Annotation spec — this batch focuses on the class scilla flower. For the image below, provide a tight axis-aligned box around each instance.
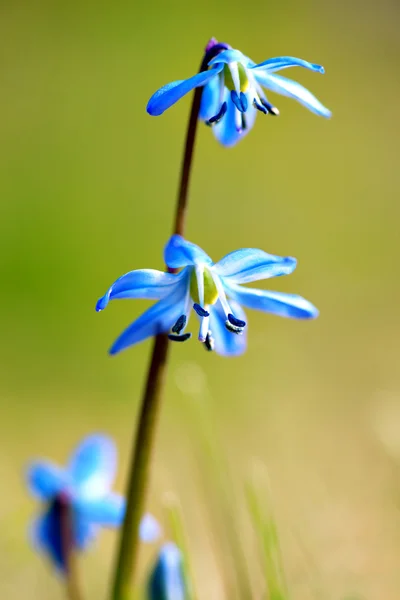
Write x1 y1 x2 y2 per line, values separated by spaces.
26 434 158 570
147 43 331 146
148 543 187 600
96 235 318 357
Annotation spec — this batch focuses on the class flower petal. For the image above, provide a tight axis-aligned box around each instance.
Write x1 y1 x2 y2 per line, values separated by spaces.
30 508 65 571
209 300 247 356
225 281 319 319
74 515 99 550
26 461 67 500
251 56 325 74
214 248 296 283
199 76 221 122
148 542 186 600
140 513 162 543
164 235 213 269
212 92 257 147
77 493 125 527
147 66 223 116
110 275 189 354
208 48 249 67
68 434 117 500
254 72 331 118
96 269 184 312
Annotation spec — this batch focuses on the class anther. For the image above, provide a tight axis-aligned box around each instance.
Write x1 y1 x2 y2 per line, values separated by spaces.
240 92 248 112
260 98 279 116
231 90 246 113
253 99 268 114
207 102 227 125
228 313 246 328
204 331 215 352
171 314 187 334
193 303 209 318
225 321 244 334
168 333 192 342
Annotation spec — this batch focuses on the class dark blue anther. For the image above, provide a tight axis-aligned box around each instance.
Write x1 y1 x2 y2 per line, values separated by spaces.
193 303 209 317
168 333 192 342
204 331 215 352
228 313 246 328
208 101 227 125
231 90 245 113
253 99 268 114
240 92 248 112
172 314 186 334
260 98 280 116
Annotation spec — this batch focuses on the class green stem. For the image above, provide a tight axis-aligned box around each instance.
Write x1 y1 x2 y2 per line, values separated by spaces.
110 39 228 600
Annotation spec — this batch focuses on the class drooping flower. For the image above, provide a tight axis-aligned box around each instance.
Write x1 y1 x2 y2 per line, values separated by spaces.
26 434 158 570
96 235 318 357
147 42 331 147
148 542 187 600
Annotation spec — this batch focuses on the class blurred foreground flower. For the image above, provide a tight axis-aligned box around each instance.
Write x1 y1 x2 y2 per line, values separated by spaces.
26 434 158 570
148 543 187 600
147 44 331 146
96 234 318 357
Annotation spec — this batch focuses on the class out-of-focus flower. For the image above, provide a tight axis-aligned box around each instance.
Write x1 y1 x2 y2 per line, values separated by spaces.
96 234 318 357
147 44 331 146
26 434 157 570
148 543 187 600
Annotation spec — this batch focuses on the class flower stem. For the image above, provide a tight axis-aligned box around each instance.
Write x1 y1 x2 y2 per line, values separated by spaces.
110 39 227 600
58 495 83 600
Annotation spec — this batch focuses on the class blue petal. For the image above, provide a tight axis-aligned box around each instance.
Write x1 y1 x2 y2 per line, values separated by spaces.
208 48 248 66
254 72 331 118
30 507 65 571
26 461 67 500
68 434 117 500
212 91 257 147
209 300 247 357
147 66 223 116
96 269 182 312
251 56 325 74
199 76 221 122
214 248 296 283
164 235 212 269
74 514 99 550
110 275 189 354
140 513 162 543
148 542 186 600
77 493 125 526
225 281 319 319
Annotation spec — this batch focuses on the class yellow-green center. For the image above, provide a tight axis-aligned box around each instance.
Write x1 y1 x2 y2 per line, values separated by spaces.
223 63 249 92
190 268 219 306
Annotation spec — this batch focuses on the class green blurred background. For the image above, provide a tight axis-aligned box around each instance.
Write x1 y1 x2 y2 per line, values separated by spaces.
1 0 400 598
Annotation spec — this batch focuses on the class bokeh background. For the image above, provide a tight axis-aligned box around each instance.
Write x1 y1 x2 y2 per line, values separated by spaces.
1 0 400 598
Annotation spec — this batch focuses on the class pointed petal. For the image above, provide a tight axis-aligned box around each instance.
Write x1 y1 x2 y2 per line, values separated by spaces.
254 72 331 118
164 235 212 269
96 269 184 312
77 493 125 527
73 515 99 550
140 513 162 543
148 542 186 600
110 276 189 354
251 56 325 74
68 434 117 500
147 66 223 116
212 92 257 147
225 281 319 319
208 48 248 66
209 300 247 356
214 249 296 283
26 461 67 500
30 508 65 571
199 76 221 121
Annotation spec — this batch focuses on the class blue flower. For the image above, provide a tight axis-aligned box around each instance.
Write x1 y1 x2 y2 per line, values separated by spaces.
26 434 157 570
96 235 318 357
148 543 187 600
147 45 331 146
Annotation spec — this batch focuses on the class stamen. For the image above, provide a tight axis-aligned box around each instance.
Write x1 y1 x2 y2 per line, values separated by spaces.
225 321 244 335
193 303 209 317
168 333 192 342
240 92 248 112
171 314 187 334
228 313 246 328
260 98 280 116
204 331 215 352
231 90 246 113
253 99 268 114
207 102 227 125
